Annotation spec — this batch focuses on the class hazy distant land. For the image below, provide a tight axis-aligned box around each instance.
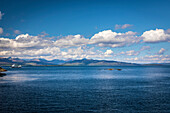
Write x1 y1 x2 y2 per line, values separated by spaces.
0 57 169 67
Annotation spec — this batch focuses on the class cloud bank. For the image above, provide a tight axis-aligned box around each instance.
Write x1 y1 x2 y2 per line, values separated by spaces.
0 28 169 63
125 55 170 64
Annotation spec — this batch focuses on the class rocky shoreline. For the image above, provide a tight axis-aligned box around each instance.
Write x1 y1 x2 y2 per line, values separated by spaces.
0 67 7 77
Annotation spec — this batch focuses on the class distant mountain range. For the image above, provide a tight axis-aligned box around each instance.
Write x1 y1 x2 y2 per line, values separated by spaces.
0 57 66 66
0 57 169 66
62 58 138 66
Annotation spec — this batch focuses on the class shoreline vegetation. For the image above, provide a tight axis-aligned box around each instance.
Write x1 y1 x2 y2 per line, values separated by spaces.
0 67 7 77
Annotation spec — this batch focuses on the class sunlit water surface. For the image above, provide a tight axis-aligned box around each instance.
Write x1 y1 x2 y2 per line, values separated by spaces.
0 66 170 113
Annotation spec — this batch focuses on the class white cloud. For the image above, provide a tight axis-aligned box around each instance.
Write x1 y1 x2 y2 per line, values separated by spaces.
104 49 113 57
0 46 61 59
142 29 170 43
119 50 140 56
0 11 4 20
115 24 133 29
54 34 89 47
90 30 140 48
105 49 113 55
0 29 169 61
23 47 61 56
0 34 90 59
158 48 166 55
0 34 105 60
0 27 3 34
61 47 107 60
0 34 52 48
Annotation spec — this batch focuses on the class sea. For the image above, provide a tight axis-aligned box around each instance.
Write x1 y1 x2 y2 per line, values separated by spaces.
0 66 170 113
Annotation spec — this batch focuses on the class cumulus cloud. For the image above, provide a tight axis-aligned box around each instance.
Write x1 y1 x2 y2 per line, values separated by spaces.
115 24 133 30
0 43 111 60
0 33 89 57
105 49 113 55
158 48 166 55
21 47 61 56
54 34 89 48
0 33 103 60
0 11 4 20
90 30 140 48
0 29 169 61
0 47 61 59
0 34 52 49
60 46 109 60
0 27 3 34
104 49 113 57
142 29 170 43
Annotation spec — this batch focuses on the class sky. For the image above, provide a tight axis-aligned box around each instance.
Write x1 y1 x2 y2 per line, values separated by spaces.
0 0 170 63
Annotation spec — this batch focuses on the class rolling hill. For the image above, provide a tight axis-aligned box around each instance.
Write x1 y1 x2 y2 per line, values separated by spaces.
62 58 139 66
2 57 168 66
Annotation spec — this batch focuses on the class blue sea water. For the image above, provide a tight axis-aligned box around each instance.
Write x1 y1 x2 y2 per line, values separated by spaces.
0 66 170 113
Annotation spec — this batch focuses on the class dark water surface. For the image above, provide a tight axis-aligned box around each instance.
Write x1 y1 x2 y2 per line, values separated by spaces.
0 66 170 113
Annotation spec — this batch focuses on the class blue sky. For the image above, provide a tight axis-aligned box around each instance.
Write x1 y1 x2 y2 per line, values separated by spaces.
0 0 170 63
